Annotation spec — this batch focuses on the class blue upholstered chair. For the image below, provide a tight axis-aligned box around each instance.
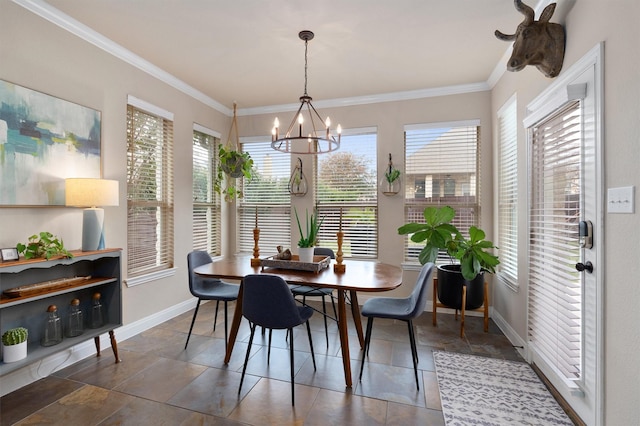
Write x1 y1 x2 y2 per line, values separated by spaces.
238 274 316 406
358 262 435 390
290 247 337 345
185 251 239 351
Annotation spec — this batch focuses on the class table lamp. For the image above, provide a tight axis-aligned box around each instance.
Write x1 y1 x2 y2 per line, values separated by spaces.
65 178 119 251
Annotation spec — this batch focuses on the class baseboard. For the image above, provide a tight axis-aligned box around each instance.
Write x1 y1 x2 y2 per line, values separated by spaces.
490 309 528 359
0 298 198 397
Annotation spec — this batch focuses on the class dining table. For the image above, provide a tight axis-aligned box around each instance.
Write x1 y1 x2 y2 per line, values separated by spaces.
194 254 403 387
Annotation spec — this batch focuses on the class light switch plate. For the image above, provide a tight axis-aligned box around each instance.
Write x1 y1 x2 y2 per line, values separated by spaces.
607 186 635 213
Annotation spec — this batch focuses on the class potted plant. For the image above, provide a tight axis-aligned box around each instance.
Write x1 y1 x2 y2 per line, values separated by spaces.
294 207 324 263
380 153 401 195
397 205 499 310
16 232 73 260
214 144 254 202
2 327 28 363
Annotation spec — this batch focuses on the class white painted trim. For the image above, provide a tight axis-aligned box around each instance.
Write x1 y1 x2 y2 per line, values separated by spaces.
127 95 174 121
404 119 481 131
124 267 177 287
0 298 198 397
193 123 221 139
491 308 527 359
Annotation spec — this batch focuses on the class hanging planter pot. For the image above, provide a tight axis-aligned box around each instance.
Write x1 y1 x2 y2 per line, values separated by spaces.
380 153 401 196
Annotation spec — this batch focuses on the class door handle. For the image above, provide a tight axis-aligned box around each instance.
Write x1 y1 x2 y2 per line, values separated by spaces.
575 261 593 274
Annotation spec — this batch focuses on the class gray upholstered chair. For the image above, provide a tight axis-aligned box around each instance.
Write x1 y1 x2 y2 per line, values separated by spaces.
185 251 239 351
358 262 435 390
290 247 337 345
238 274 316 405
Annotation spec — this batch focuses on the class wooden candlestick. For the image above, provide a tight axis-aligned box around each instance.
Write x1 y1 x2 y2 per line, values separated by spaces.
334 230 346 273
251 227 261 266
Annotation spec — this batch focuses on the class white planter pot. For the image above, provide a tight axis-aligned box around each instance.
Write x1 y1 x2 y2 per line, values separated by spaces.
298 247 315 263
2 341 27 363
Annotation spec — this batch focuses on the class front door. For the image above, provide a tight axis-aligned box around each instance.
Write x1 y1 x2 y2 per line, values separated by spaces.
525 44 603 425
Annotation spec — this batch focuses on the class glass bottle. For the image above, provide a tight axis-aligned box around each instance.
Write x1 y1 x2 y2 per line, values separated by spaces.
41 304 63 346
66 298 84 337
90 292 104 329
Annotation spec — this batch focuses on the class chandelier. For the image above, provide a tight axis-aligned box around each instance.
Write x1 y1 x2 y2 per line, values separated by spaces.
271 30 341 154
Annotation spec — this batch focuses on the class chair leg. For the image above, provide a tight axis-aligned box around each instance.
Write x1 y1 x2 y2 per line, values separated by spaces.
238 323 257 395
358 316 374 382
268 329 273 364
224 301 229 352
321 294 329 346
407 319 420 390
330 292 338 318
289 327 295 406
185 299 201 349
213 300 220 331
306 320 316 370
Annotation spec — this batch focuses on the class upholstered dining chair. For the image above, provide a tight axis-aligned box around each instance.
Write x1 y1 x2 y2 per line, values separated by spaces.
290 247 337 346
358 262 435 390
238 274 316 406
185 250 239 351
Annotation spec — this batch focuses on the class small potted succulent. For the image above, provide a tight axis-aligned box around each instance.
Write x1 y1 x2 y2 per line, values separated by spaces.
2 327 28 363
294 207 324 263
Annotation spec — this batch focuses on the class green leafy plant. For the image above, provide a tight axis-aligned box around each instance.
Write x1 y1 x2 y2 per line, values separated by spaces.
2 327 28 346
294 207 324 248
214 144 254 202
16 232 74 260
397 205 499 280
385 167 401 183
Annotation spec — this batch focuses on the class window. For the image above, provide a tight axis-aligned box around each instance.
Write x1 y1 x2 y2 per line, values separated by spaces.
193 126 221 256
126 98 174 279
403 121 480 262
315 129 377 258
497 96 518 287
238 138 291 253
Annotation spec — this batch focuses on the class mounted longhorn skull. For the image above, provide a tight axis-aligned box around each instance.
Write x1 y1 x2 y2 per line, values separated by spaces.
495 0 565 78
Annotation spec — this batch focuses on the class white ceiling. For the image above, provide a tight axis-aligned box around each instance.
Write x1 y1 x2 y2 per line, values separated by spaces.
30 0 543 114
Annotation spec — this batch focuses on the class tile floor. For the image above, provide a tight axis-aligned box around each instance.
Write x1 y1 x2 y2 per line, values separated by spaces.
1 300 523 425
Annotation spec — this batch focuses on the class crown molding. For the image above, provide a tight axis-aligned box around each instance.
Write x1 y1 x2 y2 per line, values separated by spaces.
15 0 498 118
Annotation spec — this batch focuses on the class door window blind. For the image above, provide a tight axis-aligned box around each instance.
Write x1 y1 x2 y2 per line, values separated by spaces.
528 100 582 381
193 130 221 256
238 140 291 254
403 122 480 262
126 104 174 277
315 131 377 258
497 98 518 287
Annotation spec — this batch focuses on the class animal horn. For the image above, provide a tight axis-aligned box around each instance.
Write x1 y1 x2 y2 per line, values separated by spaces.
514 0 534 25
494 30 515 41
538 2 557 23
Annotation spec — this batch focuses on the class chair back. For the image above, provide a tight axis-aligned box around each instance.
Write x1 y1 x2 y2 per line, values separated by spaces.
187 250 219 295
313 247 335 259
242 274 306 329
406 262 435 319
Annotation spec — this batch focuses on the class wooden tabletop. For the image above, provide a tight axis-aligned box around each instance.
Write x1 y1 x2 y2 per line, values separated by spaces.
194 254 403 292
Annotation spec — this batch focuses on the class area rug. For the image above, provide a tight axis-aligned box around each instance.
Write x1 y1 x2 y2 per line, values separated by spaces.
433 351 573 426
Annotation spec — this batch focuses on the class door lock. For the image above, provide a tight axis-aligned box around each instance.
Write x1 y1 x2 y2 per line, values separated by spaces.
575 261 593 274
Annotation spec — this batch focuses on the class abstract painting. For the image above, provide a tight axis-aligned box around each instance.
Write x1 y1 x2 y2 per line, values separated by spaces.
0 80 101 206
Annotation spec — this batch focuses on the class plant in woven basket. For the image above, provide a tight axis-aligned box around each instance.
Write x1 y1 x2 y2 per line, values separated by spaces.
16 232 74 260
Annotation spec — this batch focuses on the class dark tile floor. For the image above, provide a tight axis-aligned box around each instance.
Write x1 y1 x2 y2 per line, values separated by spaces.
1 300 523 425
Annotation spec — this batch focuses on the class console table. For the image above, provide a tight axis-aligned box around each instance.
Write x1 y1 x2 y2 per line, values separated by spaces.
0 249 122 376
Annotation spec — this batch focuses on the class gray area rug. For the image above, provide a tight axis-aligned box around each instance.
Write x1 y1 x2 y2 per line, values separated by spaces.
434 351 573 426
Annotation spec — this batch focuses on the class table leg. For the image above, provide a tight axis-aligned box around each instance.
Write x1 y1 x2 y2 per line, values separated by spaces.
349 290 365 347
337 289 353 387
224 280 244 364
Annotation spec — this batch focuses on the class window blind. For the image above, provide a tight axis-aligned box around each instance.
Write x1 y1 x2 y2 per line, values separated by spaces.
193 130 221 256
126 104 174 277
528 100 582 381
403 122 480 262
497 98 518 286
315 131 377 258
238 140 291 254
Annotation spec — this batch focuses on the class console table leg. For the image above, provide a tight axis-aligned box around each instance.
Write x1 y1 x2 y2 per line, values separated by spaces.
109 330 120 363
94 336 101 357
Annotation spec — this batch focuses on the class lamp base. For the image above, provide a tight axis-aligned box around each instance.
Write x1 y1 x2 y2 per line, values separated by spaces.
82 208 105 251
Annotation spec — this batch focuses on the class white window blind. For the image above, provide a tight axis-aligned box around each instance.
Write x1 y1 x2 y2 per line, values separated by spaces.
126 104 174 277
238 139 291 254
497 97 518 287
403 122 480 262
528 100 582 381
315 131 377 258
193 129 221 256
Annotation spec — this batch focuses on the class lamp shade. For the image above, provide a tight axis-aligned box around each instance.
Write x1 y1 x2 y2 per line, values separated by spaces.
65 178 119 207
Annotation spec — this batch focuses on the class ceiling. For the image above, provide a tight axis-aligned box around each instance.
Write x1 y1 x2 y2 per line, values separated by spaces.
32 0 538 114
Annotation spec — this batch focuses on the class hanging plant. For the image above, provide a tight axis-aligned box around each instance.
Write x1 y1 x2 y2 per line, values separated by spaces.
213 103 255 202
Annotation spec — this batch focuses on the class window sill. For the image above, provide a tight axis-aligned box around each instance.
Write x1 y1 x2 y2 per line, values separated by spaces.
125 267 177 287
